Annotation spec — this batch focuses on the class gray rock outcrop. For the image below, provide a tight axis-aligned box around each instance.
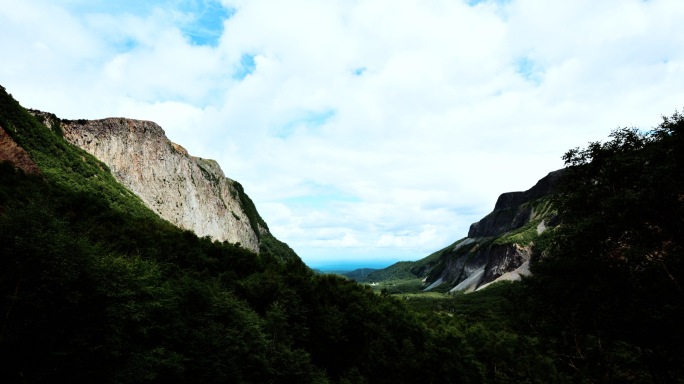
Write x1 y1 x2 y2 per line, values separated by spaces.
467 170 563 238
421 170 563 292
58 117 263 253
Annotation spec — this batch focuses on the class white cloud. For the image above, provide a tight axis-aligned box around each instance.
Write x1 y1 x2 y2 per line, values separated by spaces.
2 0 683 268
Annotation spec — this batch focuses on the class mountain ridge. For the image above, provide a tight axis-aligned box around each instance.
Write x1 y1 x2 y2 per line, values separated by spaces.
28 110 272 255
362 170 562 292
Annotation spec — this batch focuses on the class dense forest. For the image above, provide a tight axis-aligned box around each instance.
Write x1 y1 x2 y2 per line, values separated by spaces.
0 86 682 383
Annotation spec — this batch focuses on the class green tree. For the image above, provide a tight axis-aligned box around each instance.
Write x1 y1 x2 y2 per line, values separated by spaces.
527 111 684 382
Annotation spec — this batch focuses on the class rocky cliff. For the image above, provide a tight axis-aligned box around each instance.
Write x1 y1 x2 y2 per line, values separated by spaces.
415 170 563 292
467 170 563 238
0 125 41 175
31 112 266 253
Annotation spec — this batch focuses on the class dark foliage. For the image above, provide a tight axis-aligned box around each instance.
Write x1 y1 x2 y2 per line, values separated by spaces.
524 112 684 382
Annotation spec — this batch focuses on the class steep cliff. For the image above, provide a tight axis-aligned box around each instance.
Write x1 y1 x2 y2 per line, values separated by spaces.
30 112 267 254
364 170 561 293
416 170 562 292
467 170 563 238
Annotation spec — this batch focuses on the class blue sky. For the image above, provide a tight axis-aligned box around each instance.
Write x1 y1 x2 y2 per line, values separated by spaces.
61 0 234 47
2 0 684 269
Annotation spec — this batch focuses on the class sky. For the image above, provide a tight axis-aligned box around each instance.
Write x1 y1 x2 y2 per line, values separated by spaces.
1 0 683 270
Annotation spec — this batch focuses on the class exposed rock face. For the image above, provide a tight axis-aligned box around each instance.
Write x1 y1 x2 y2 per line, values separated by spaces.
421 170 563 292
468 170 564 238
58 117 263 253
0 125 41 175
483 243 532 283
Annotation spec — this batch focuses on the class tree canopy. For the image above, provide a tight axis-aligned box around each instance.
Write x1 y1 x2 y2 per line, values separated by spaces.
526 111 684 382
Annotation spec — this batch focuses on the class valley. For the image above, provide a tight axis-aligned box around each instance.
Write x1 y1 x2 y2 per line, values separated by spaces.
1 85 682 383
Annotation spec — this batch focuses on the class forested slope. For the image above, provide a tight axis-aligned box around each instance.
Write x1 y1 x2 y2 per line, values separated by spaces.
0 86 530 383
522 117 684 382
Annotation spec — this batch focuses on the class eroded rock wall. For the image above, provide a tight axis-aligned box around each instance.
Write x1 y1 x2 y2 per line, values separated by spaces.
468 170 563 238
0 125 41 175
423 170 562 292
59 117 262 253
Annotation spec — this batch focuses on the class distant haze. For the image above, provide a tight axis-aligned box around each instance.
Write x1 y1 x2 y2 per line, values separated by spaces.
314 261 398 272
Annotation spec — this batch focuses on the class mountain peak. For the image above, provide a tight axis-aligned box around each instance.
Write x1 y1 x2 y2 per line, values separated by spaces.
35 113 266 253
468 170 563 238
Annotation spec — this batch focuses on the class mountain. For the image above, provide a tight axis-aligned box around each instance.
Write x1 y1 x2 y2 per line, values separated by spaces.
2 84 682 382
28 110 274 256
1 84 467 383
340 268 378 281
367 170 563 292
26 109 298 262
